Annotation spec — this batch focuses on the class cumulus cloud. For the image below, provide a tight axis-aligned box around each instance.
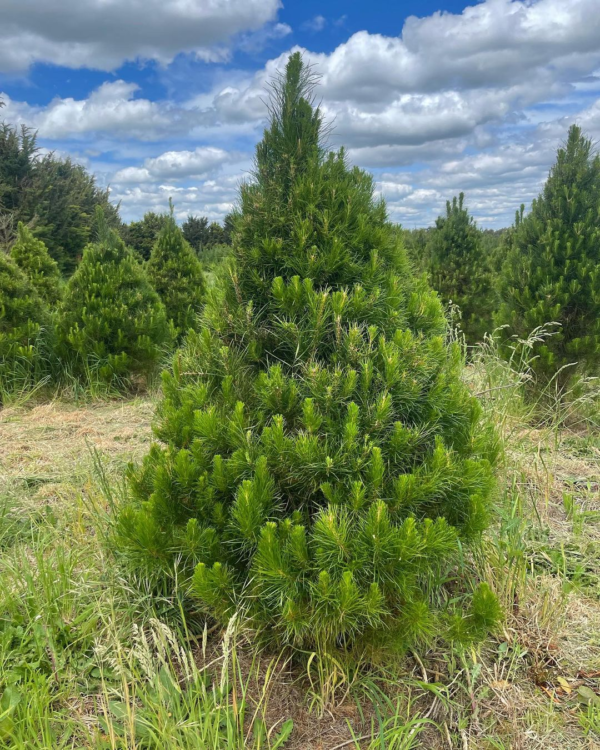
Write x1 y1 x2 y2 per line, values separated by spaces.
111 176 240 223
113 147 236 183
0 81 197 140
0 0 281 72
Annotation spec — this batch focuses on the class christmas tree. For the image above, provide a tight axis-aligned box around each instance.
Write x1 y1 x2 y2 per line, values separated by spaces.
118 54 499 655
0 251 49 395
11 222 62 305
496 125 600 388
427 193 493 346
58 209 172 383
147 205 206 337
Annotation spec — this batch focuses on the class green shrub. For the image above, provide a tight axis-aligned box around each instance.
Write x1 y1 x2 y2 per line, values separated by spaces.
0 252 50 397
10 222 62 305
147 208 206 337
118 54 500 656
496 125 600 389
58 210 172 384
427 193 493 345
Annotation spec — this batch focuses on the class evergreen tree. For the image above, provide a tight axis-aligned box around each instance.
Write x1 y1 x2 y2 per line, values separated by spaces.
58 210 172 383
147 206 206 336
427 193 493 345
0 252 49 395
118 54 499 655
11 222 62 305
122 212 169 261
496 125 600 387
182 215 209 253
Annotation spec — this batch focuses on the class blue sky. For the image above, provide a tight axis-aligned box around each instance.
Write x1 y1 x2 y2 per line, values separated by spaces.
1 0 599 228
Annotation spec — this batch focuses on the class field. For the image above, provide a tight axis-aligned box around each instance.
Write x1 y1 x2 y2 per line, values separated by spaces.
1 376 599 749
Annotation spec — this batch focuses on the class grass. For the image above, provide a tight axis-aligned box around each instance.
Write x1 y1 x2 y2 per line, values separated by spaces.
0 336 599 748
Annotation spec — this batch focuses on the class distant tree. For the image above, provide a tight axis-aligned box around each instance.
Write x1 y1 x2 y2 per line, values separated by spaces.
11 222 62 305
26 155 118 275
182 215 209 252
401 226 433 273
496 125 600 388
121 212 169 261
427 193 494 345
58 209 172 383
0 118 118 273
147 206 206 336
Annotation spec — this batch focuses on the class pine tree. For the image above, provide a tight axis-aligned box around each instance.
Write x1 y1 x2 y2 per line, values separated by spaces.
496 126 600 388
427 193 494 346
147 206 206 337
11 222 62 305
118 54 499 655
0 252 49 395
58 209 172 383
182 215 209 253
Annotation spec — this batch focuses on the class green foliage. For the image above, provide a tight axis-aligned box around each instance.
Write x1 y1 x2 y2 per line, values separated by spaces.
58 210 172 383
21 155 119 275
10 222 62 305
427 193 494 345
117 53 500 656
496 125 600 388
122 211 169 261
147 207 206 336
0 118 117 274
0 252 50 397
182 214 234 254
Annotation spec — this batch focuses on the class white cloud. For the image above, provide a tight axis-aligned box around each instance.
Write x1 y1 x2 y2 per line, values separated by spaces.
0 81 196 140
111 176 240 223
302 16 327 33
113 147 236 183
0 0 281 72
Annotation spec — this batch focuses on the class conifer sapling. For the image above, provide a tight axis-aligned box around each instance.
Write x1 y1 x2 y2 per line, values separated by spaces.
58 208 172 383
11 222 62 305
147 202 206 337
118 54 500 656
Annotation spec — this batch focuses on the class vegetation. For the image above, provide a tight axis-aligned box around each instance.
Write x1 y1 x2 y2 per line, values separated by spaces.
10 222 62 305
147 206 206 336
496 125 600 390
1 47 600 750
121 211 169 261
116 54 500 658
0 121 116 273
182 213 233 253
0 252 50 399
57 210 172 384
427 193 493 345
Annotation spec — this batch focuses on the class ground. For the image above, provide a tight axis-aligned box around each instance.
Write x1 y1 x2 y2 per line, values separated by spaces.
0 396 599 748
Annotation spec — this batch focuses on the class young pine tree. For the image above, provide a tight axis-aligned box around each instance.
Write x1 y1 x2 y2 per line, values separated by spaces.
11 222 62 305
147 206 206 337
427 193 493 346
118 54 500 656
496 125 600 388
0 252 49 396
58 209 172 383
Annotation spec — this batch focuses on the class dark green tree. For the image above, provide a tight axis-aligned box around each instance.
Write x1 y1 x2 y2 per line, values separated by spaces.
58 210 172 383
118 54 499 656
182 215 209 253
427 193 493 345
121 212 169 261
147 206 206 336
496 125 600 388
11 222 62 305
0 252 50 396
